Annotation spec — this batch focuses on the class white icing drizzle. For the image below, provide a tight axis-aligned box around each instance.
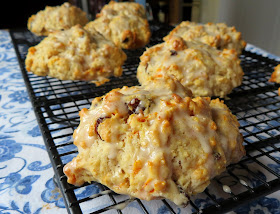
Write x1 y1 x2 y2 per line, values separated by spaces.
89 190 112 199
222 185 232 194
173 110 217 178
52 26 116 70
110 198 135 210
130 98 136 105
239 179 248 187
108 143 118 159
67 79 243 206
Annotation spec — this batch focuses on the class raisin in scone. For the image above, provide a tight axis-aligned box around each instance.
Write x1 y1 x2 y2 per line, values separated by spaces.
63 77 245 206
137 36 244 98
28 2 89 36
164 21 246 55
25 25 127 86
85 1 150 49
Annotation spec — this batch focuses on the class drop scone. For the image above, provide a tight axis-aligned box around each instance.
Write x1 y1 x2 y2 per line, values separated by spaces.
85 1 151 49
269 64 280 96
27 2 89 36
96 0 147 18
25 25 127 86
269 64 280 83
137 36 244 98
164 21 246 55
63 77 245 206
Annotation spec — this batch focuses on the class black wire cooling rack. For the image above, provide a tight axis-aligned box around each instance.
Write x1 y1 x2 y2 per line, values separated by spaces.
10 25 280 214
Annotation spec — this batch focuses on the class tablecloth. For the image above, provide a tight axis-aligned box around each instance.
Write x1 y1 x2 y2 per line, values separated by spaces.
0 29 280 214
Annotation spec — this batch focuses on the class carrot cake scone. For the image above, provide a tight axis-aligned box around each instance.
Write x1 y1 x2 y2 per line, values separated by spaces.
137 36 244 98
96 0 147 18
164 21 246 55
28 2 89 36
85 1 151 49
25 25 127 86
269 64 280 83
63 77 245 206
269 64 280 96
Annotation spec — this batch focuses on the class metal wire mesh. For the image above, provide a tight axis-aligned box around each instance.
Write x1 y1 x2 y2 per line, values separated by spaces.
10 25 280 214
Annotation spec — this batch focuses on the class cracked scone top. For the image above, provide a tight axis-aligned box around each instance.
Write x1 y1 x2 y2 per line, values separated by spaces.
137 36 244 97
25 25 127 86
85 1 151 49
164 21 246 55
27 3 89 36
63 77 245 206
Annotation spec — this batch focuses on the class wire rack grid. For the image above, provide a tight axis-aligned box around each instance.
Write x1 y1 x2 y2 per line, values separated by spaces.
10 25 280 214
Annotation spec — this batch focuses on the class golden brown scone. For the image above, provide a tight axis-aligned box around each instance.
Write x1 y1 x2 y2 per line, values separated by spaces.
85 1 151 49
63 77 245 206
137 36 244 98
164 21 246 55
96 0 147 19
28 2 88 36
25 25 127 86
269 64 280 83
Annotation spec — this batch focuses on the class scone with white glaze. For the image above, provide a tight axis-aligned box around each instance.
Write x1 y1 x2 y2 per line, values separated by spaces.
96 0 147 18
269 64 280 96
25 25 127 86
137 36 244 97
269 64 280 83
28 2 89 36
63 77 245 206
85 1 150 49
164 21 246 55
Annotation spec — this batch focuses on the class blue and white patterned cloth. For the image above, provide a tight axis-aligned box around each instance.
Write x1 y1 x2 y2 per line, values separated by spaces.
0 29 280 214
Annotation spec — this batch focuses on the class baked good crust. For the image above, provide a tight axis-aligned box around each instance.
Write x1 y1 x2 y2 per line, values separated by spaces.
63 77 245 206
28 2 89 36
85 1 151 49
96 0 147 19
137 36 244 98
25 25 127 86
164 21 246 55
269 64 280 83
